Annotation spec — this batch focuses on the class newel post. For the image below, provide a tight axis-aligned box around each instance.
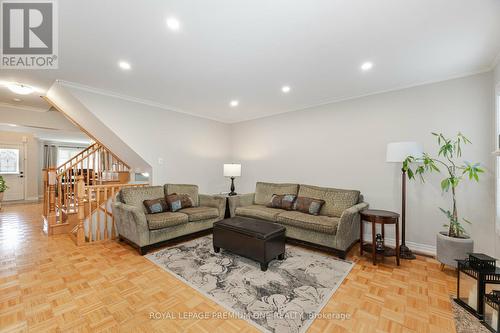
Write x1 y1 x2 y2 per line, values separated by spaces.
76 175 86 245
47 167 57 228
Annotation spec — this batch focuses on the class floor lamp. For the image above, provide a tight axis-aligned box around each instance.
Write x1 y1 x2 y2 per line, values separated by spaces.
386 142 423 260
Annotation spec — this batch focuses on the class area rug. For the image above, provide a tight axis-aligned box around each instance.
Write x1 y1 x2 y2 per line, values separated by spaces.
146 235 354 333
450 297 490 333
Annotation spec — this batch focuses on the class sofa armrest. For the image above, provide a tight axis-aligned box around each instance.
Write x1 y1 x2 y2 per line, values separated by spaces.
228 193 255 217
112 202 150 247
199 194 226 220
335 202 369 251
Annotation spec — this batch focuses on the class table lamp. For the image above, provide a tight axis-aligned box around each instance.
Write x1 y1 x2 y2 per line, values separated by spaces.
223 164 241 196
386 141 423 260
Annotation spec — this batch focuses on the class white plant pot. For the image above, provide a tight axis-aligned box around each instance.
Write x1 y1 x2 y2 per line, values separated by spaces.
436 232 473 268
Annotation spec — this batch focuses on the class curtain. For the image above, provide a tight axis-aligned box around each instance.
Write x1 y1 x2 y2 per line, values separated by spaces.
43 145 58 168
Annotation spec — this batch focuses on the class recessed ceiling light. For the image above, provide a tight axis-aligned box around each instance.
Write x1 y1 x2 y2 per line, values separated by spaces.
361 62 374 71
281 86 291 93
7 83 34 95
230 100 239 107
166 17 181 31
118 61 131 70
12 98 22 102
7 123 18 127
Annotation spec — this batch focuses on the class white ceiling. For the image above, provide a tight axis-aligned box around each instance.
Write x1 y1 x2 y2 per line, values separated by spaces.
0 123 91 144
1 0 500 123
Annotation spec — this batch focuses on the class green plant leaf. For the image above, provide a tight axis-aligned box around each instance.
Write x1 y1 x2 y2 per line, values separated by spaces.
440 178 450 192
450 177 460 188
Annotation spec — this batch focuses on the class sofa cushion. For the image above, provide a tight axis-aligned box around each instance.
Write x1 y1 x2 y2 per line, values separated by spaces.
267 194 297 210
298 184 360 217
143 198 169 214
254 182 299 206
293 196 325 216
121 186 165 213
235 205 285 222
166 193 194 212
146 212 188 230
178 206 219 222
277 211 339 235
164 184 199 206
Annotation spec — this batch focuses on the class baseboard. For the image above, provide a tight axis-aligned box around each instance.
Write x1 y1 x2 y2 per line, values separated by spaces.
363 233 436 256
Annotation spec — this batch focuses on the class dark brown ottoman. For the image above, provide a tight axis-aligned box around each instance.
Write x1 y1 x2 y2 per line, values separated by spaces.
213 217 286 271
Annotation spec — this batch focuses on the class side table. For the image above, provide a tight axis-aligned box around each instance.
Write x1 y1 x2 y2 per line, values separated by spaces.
360 209 400 266
217 193 240 218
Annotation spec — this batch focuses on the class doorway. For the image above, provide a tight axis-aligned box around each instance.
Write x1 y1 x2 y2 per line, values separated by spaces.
0 143 25 201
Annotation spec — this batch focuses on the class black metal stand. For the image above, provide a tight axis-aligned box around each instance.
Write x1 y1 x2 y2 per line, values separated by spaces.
228 177 236 196
401 169 416 260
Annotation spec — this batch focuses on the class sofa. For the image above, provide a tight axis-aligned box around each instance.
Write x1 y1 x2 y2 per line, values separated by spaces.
228 182 368 258
113 184 226 254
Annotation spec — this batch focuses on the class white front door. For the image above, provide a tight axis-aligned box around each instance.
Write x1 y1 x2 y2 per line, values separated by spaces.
0 144 25 201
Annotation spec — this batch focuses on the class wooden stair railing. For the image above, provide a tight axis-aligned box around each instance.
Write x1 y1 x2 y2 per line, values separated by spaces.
56 142 131 214
73 179 147 245
57 142 98 175
42 142 136 241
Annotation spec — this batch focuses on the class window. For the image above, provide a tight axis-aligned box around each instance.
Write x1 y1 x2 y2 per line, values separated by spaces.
57 146 84 166
0 148 20 174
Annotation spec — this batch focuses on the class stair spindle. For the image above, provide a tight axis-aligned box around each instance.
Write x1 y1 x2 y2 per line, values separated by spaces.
104 187 108 240
96 189 101 241
76 175 85 245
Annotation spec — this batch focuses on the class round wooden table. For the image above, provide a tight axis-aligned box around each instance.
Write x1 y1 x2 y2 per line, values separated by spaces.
360 209 400 266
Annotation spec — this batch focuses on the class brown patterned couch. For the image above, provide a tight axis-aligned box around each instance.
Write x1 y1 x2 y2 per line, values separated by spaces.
228 182 368 258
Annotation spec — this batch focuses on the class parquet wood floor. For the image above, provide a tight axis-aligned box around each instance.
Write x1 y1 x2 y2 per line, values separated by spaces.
0 203 457 332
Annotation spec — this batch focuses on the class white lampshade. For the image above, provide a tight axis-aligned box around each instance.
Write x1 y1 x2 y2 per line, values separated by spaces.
223 164 241 177
386 142 423 163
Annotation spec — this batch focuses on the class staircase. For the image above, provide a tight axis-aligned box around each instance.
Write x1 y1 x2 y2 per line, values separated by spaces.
42 142 146 245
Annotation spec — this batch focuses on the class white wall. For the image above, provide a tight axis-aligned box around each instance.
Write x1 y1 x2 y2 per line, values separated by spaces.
231 72 495 254
0 105 91 200
46 83 152 177
495 62 500 86
494 62 500 258
57 86 232 194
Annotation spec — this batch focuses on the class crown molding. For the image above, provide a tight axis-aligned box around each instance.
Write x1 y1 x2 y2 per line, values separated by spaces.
54 67 493 125
0 101 49 113
55 80 228 124
232 68 493 124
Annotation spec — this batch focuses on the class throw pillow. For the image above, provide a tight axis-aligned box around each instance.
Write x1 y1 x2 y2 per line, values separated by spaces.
143 198 168 214
165 193 194 212
267 194 297 210
293 196 326 216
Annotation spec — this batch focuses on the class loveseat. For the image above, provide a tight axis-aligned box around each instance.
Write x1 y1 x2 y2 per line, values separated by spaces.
228 182 368 258
113 184 226 254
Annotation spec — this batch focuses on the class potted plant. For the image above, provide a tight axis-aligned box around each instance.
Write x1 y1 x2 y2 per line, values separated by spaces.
403 133 483 268
0 176 7 210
